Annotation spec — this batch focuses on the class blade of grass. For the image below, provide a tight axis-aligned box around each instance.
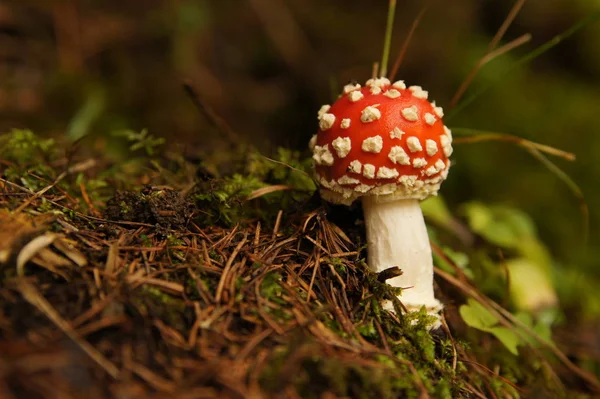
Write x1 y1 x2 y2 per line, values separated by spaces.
379 0 397 78
451 128 575 161
246 185 293 201
450 0 529 108
183 80 241 147
449 34 531 109
259 155 313 179
488 0 529 51
448 10 600 120
389 2 430 81
525 147 589 247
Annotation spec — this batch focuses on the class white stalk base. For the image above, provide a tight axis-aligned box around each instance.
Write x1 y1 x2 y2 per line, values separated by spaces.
362 196 442 327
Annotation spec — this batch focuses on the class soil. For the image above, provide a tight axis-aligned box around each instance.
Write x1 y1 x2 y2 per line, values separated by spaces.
104 187 193 235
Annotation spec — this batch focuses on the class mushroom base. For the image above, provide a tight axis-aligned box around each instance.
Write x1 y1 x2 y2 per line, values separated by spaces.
362 196 442 328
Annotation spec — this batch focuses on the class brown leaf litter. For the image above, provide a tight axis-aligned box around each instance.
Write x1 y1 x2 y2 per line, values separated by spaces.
0 175 598 399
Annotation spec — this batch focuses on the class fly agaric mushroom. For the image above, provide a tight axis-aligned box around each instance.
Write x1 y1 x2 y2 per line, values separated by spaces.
310 77 452 324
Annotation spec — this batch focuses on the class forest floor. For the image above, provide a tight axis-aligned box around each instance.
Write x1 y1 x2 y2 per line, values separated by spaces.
0 130 599 399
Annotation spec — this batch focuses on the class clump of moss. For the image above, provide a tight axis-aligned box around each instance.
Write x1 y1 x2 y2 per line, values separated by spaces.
1 129 59 191
129 285 190 332
193 147 317 226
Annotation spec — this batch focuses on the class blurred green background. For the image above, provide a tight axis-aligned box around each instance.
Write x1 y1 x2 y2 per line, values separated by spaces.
1 1 599 315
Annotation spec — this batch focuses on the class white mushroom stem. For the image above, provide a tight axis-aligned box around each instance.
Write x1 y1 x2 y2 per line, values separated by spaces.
362 196 442 323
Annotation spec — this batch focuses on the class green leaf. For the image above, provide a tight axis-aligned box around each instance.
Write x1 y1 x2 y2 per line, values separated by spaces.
459 298 521 355
514 311 555 348
462 202 536 249
506 258 557 312
486 326 520 355
459 298 499 330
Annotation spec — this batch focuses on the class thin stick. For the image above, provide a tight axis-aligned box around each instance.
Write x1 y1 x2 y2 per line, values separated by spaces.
451 128 575 160
489 0 529 51
215 233 248 303
371 62 380 80
259 155 313 179
246 185 293 201
182 80 240 146
449 0 529 108
272 210 283 239
389 2 430 80
379 0 397 78
306 242 321 304
526 147 589 247
449 34 531 108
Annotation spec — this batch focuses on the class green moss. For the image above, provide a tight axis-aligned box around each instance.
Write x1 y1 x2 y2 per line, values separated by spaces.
131 285 188 331
185 272 216 300
260 271 284 300
260 341 461 399
327 257 347 274
208 250 222 263
193 147 316 227
139 234 153 247
0 129 56 164
356 319 378 339
112 128 165 156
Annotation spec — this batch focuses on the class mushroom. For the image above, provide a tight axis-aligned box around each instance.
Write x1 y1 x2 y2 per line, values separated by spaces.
310 77 452 325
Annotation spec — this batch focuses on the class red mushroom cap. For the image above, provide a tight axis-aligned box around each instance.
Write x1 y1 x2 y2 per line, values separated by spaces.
310 77 452 205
